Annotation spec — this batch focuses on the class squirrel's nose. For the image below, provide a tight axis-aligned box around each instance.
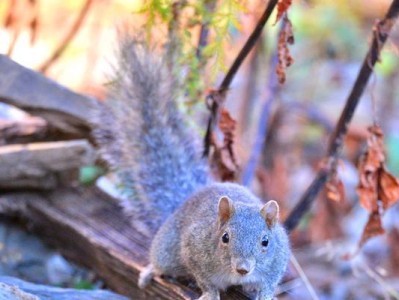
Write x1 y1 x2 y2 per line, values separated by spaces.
236 268 249 276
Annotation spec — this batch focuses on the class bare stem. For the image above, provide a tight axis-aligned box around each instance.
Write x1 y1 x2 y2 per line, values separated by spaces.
203 0 279 157
219 0 278 93
242 52 279 186
284 0 399 232
39 0 93 74
196 0 217 60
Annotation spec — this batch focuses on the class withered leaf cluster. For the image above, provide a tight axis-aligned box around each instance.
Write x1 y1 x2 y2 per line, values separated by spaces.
357 125 399 246
275 0 292 24
276 16 294 84
210 109 240 181
326 172 345 203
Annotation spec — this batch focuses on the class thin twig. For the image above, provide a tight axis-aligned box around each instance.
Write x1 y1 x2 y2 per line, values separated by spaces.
284 0 399 232
284 170 329 231
196 0 217 60
28 0 39 45
5 0 38 56
290 254 319 300
242 17 292 186
7 30 19 57
238 38 262 135
166 1 183 70
219 0 278 93
39 0 93 73
360 261 399 300
242 51 279 186
276 278 302 296
203 0 279 157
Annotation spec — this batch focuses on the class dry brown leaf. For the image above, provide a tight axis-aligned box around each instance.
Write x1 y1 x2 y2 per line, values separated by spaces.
211 146 237 182
276 17 294 84
359 210 385 247
219 109 236 143
364 125 385 171
357 184 378 212
326 177 345 202
219 109 239 170
357 125 385 212
357 166 378 212
275 0 292 24
209 109 239 181
356 124 399 249
380 167 399 209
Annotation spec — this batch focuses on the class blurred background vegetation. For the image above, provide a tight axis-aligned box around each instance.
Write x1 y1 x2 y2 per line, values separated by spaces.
1 0 399 299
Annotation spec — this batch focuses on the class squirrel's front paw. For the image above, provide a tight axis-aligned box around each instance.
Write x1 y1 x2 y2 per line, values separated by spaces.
138 264 154 289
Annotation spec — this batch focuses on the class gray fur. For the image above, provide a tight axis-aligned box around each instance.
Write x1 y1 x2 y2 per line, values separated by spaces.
145 183 290 300
94 40 290 299
93 40 209 236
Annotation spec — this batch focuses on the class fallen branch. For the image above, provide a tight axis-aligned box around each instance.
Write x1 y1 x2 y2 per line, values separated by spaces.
284 0 399 232
0 140 94 189
0 55 97 138
0 115 47 145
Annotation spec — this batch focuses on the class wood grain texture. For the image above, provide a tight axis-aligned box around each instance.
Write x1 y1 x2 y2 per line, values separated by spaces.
0 187 250 300
0 116 47 145
0 55 96 137
0 140 94 189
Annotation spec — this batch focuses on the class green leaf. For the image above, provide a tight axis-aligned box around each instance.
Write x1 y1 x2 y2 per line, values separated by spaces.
79 165 105 185
73 280 95 290
387 135 399 176
376 52 399 77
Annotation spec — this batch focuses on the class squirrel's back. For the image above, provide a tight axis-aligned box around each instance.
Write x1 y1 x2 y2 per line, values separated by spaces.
94 39 209 236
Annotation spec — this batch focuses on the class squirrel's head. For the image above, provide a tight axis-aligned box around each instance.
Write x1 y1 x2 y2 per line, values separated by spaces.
216 196 280 278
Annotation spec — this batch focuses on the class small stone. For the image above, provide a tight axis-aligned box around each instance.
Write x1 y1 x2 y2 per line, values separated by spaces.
46 254 75 285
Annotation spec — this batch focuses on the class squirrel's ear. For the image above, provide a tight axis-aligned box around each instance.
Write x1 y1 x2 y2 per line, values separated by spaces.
218 196 235 225
261 200 279 228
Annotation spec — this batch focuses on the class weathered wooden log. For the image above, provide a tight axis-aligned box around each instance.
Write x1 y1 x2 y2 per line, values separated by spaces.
0 116 47 145
0 55 97 138
0 276 128 300
0 187 250 300
0 140 94 189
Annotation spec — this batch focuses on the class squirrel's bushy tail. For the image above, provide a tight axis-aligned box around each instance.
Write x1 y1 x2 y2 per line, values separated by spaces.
94 39 208 236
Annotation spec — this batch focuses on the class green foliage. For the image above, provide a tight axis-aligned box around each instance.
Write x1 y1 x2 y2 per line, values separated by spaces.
291 3 364 60
376 51 399 76
139 0 246 104
73 279 95 290
202 0 246 73
387 134 399 176
79 165 105 185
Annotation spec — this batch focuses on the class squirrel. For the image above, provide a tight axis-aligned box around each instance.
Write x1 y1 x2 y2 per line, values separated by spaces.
94 39 290 300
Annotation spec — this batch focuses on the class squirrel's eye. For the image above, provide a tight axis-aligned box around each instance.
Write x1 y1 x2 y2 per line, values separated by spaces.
261 237 269 247
222 232 229 244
